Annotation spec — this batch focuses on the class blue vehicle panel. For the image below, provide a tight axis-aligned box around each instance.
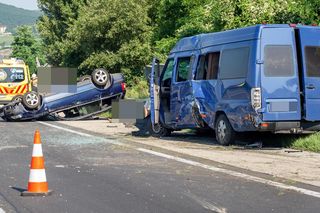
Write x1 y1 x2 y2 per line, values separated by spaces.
297 26 320 121
260 27 301 121
0 73 125 121
150 24 320 143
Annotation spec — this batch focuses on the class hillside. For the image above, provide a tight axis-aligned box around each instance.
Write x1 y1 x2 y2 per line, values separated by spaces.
0 3 41 32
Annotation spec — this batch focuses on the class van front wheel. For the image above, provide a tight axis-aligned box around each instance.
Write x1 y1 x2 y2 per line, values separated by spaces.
215 114 236 146
146 116 171 137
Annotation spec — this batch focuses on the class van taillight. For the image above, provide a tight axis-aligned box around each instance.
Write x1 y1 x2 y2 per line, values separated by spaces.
251 88 261 111
121 83 126 92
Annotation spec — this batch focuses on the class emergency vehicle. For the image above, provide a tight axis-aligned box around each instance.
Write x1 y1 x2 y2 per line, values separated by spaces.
0 58 32 104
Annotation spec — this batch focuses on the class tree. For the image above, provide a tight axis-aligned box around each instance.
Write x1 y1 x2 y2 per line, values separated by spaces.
11 26 46 74
153 0 320 60
37 0 87 66
37 0 152 84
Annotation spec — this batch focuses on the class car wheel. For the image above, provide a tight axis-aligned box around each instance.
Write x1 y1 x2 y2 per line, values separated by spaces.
79 75 91 82
22 92 41 110
91 68 111 87
146 116 171 137
12 95 23 103
215 114 236 146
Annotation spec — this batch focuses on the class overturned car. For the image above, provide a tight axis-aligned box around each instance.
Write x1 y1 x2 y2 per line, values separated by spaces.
0 69 126 121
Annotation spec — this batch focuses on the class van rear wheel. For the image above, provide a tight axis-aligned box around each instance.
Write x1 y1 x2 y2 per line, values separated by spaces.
215 114 236 145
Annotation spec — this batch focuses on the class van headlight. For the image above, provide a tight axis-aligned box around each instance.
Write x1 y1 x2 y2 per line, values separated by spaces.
251 88 261 111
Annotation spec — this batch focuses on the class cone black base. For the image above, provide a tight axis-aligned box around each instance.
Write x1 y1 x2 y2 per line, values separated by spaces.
21 190 53 197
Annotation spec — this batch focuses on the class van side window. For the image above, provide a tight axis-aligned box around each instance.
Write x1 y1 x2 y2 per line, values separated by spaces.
161 59 174 87
220 47 250 79
305 46 320 77
176 57 191 82
196 52 220 80
264 45 294 77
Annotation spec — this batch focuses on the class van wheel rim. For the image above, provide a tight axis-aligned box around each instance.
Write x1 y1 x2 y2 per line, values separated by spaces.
217 120 226 140
95 70 107 84
26 93 39 106
152 123 161 133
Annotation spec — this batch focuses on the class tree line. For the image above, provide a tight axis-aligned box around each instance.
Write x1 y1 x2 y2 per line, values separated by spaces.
12 0 320 84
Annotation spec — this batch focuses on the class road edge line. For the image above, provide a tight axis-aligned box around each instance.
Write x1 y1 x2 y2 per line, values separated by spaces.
38 121 320 199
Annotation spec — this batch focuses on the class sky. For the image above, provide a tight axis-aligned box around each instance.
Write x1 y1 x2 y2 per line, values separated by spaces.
0 0 38 10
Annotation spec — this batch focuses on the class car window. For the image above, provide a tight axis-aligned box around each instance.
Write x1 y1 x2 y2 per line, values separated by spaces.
264 45 294 77
220 47 250 79
305 46 320 77
161 59 174 87
0 67 25 83
196 52 220 80
176 57 191 82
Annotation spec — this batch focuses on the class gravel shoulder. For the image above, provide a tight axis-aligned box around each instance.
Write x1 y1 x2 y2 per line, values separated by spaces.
58 120 320 187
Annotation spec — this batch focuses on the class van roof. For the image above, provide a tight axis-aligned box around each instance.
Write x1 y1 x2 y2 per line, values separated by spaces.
170 24 319 53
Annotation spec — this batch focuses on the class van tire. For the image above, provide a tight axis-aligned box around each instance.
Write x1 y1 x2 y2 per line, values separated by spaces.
215 114 236 145
146 116 171 137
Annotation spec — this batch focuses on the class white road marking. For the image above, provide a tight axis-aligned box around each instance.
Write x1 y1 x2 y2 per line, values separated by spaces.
0 208 6 213
0 145 28 151
185 193 227 213
39 122 320 199
38 122 125 146
38 121 92 137
138 148 320 199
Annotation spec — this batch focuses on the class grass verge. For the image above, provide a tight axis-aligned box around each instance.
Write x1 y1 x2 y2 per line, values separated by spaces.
260 133 320 153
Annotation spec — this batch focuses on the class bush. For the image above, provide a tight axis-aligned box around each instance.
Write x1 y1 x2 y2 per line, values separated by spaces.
125 78 149 99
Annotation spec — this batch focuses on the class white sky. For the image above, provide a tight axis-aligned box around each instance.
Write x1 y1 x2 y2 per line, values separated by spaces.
0 0 38 10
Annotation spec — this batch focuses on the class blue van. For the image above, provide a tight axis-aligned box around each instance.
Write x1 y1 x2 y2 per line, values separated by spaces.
149 24 320 145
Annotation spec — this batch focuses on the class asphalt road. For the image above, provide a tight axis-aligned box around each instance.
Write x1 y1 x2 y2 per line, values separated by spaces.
0 120 319 213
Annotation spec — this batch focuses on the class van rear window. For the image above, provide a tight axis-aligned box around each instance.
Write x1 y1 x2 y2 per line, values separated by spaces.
264 45 294 77
305 46 320 77
0 67 25 83
220 47 249 79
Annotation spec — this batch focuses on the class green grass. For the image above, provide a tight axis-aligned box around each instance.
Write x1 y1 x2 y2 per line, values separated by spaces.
290 133 320 152
98 111 112 119
259 132 320 153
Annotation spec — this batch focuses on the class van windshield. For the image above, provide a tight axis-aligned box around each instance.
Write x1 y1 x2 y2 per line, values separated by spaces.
0 67 25 83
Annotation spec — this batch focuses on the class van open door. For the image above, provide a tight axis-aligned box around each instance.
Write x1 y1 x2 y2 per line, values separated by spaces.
260 27 301 121
150 58 161 125
297 27 320 121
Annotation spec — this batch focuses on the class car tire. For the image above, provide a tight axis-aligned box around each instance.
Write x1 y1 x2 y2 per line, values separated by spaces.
79 75 91 82
12 95 23 103
215 114 236 146
146 116 171 137
22 92 41 110
91 68 111 88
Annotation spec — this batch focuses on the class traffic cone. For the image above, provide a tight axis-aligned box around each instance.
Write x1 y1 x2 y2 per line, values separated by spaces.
21 130 52 196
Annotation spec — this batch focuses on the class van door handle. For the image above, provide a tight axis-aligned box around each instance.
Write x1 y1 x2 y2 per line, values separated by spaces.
307 84 315 90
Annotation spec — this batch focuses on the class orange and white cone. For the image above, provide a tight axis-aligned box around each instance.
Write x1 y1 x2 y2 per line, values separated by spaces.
21 130 52 196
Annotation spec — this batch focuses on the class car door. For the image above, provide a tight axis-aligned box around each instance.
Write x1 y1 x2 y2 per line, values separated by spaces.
260 27 301 121
170 55 197 127
298 27 320 121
